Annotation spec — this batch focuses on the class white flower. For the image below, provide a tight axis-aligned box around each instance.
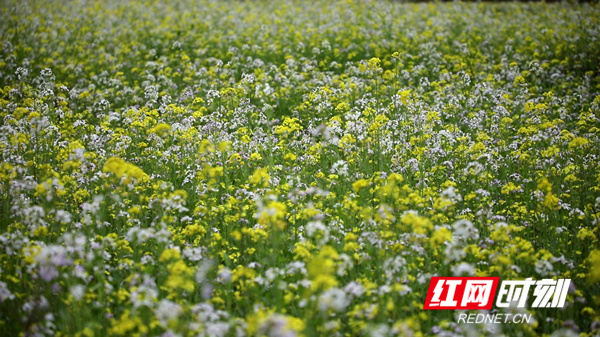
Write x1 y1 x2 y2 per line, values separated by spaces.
344 281 366 298
305 221 326 237
258 313 299 337
0 281 15 301
205 322 231 337
535 259 554 277
453 219 479 241
318 287 349 312
452 262 475 276
55 210 72 224
70 285 85 301
155 299 182 327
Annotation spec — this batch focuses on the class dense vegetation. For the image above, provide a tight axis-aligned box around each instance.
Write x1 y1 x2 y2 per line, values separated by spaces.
1 0 599 336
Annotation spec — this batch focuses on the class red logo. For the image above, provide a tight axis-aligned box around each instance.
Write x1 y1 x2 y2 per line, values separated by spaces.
424 277 500 310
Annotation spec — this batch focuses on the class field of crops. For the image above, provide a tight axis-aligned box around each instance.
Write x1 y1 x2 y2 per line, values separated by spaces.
1 0 600 336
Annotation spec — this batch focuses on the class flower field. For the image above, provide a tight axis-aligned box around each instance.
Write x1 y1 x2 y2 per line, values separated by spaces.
1 0 600 336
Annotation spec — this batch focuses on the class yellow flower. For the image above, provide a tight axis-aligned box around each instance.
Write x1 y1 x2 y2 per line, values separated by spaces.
284 152 297 162
199 139 215 154
127 206 142 215
569 137 590 150
249 167 270 186
159 248 181 262
217 141 232 152
274 117 303 135
352 178 369 193
209 166 224 179
587 250 600 283
335 102 350 113
501 182 521 195
109 310 146 335
166 260 195 292
338 134 356 148
294 241 315 260
103 157 148 184
250 152 263 161
398 89 411 105
431 227 452 245
400 212 433 235
232 265 256 282
147 123 171 136
308 245 339 291
182 224 206 236
513 75 525 84
537 177 553 193
256 200 287 230
578 228 597 241
367 57 381 71
543 193 559 210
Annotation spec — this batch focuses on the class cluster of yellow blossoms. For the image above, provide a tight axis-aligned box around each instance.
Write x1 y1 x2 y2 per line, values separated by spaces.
1 0 599 336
